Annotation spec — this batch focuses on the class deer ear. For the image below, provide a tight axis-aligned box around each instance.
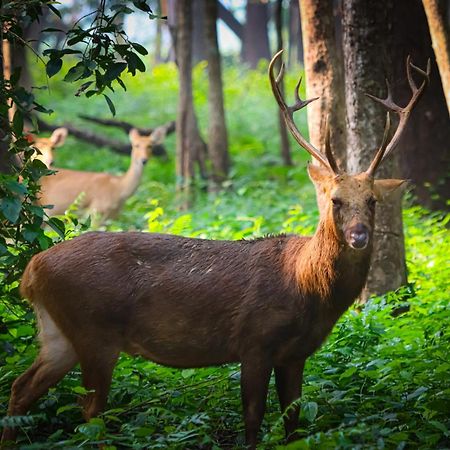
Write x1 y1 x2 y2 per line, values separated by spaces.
374 179 408 201
129 128 141 141
307 163 333 186
50 128 68 147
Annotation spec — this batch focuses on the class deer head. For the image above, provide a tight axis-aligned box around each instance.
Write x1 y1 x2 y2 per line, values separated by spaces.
29 127 68 168
129 124 173 167
269 50 430 251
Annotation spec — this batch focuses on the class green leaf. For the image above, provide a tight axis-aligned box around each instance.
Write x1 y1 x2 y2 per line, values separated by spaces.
3 180 27 196
132 0 152 13
0 197 22 223
103 94 116 116
46 58 63 78
64 64 85 82
12 109 24 135
303 401 318 422
104 62 127 84
132 42 148 55
126 52 146 75
339 366 357 380
47 217 66 239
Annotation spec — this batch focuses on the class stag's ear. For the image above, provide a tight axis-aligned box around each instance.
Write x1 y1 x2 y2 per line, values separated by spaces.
307 163 333 186
50 128 68 147
374 179 408 201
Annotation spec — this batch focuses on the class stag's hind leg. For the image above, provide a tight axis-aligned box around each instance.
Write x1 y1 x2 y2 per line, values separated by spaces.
1 305 78 443
77 345 120 421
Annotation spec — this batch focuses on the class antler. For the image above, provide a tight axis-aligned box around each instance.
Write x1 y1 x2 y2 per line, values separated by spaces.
269 50 340 174
365 56 431 177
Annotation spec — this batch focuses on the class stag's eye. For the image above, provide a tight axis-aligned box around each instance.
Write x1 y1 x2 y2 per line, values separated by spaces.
331 198 343 209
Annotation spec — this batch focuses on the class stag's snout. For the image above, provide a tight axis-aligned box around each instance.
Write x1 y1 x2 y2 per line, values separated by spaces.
346 223 369 250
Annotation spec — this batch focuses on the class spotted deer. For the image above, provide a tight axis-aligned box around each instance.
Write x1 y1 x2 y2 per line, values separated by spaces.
1 52 429 448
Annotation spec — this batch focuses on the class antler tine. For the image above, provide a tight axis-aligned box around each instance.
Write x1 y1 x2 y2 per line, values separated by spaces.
268 50 336 172
365 56 430 176
324 116 340 175
366 112 391 177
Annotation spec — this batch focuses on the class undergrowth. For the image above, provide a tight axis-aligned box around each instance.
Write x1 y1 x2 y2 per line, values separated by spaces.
0 61 449 449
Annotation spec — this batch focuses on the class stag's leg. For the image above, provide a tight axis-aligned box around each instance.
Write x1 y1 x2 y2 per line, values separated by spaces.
78 347 119 420
274 360 305 442
1 307 78 443
240 358 272 449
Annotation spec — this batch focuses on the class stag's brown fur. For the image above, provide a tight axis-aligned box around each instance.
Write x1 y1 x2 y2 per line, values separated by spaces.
2 166 405 448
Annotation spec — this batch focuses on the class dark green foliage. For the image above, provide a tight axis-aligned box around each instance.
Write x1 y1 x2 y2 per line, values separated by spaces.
1 63 449 448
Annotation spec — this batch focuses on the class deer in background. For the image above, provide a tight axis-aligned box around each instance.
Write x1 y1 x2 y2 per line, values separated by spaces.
38 125 171 223
1 52 429 449
23 127 68 168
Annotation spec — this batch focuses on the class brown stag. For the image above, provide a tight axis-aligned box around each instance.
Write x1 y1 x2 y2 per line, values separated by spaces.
1 51 429 448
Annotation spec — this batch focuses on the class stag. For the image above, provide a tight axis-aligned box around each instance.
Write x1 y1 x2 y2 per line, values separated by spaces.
1 51 429 448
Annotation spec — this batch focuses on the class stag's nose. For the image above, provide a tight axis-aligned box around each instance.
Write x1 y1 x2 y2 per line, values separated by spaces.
142 158 148 165
347 223 369 250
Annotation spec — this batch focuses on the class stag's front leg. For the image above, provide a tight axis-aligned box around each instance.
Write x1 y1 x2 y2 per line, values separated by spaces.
240 357 272 449
274 360 305 442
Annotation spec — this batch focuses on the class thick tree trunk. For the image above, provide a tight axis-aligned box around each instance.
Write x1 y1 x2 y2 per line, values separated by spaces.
392 0 450 211
275 0 292 166
242 0 270 69
300 0 346 169
204 0 230 188
173 0 207 207
342 0 407 300
422 0 450 113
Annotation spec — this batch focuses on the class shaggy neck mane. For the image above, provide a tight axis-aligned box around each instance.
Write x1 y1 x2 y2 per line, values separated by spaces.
294 214 342 300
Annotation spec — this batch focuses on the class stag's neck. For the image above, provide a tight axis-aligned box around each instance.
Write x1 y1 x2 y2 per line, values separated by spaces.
120 155 144 200
291 216 372 311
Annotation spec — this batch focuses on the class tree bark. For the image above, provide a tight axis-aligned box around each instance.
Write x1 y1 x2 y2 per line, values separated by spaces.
275 0 292 166
422 0 450 113
300 0 346 169
242 0 271 69
192 0 206 64
173 0 207 206
392 0 450 212
0 29 11 173
204 0 230 188
288 0 303 66
342 0 407 300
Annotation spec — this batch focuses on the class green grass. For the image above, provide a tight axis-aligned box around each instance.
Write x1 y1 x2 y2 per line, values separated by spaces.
0 60 449 449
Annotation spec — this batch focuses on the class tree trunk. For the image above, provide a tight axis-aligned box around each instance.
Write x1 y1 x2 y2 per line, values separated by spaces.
154 0 163 64
0 32 11 173
342 0 407 300
242 0 271 69
288 0 303 66
204 0 230 188
192 0 206 64
300 0 346 169
172 0 207 207
275 0 292 166
392 0 450 212
422 0 450 113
